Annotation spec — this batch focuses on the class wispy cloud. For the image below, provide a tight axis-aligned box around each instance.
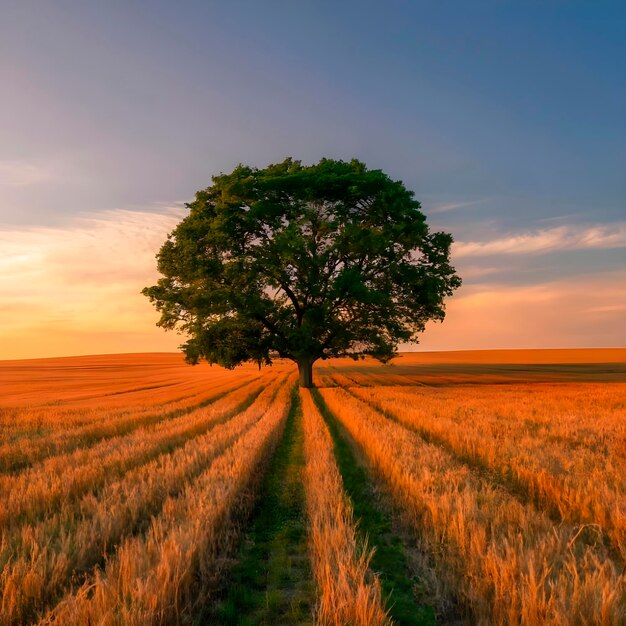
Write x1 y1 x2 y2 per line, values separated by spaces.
0 159 59 187
0 206 185 359
429 199 482 214
454 265 506 280
585 303 626 314
454 222 626 257
419 270 626 350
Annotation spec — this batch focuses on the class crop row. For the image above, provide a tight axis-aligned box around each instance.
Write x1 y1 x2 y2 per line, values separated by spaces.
36 376 294 626
343 381 626 561
0 376 273 531
0 367 243 429
1 375 292 625
320 386 626 625
300 389 388 625
0 373 260 473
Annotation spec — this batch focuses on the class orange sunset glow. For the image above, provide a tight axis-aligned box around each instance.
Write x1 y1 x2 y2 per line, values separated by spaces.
1 206 625 360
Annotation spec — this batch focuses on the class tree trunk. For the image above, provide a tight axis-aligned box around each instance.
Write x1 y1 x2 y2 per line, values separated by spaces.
297 358 314 388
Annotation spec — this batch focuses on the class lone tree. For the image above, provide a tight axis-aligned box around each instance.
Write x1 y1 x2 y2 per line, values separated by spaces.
143 158 461 387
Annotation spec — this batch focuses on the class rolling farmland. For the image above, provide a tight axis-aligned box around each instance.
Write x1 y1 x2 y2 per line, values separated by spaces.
1 350 625 625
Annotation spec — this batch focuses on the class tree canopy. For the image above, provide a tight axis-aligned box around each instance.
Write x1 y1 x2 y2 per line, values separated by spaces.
142 158 461 387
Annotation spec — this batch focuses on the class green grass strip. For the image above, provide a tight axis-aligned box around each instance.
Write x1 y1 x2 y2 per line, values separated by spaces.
207 385 315 626
311 388 437 626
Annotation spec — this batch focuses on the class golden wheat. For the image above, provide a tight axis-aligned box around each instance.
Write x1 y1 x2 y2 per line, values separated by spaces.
300 389 389 626
0 376 271 530
37 377 295 626
346 382 626 561
2 352 624 625
0 376 290 625
320 386 626 625
0 373 260 473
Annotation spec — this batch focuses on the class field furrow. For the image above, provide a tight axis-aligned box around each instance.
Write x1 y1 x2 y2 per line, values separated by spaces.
0 377 287 625
0 376 271 530
311 389 443 626
35 375 295 626
208 385 315 625
0 374 260 474
1 377 222 429
342 380 626 561
300 388 389 626
319 386 626 625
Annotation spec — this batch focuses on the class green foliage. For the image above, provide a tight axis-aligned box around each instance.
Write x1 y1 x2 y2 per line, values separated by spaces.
143 157 461 369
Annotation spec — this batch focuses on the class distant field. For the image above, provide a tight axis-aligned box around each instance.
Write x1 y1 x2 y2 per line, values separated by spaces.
396 347 626 363
329 348 626 385
0 351 624 625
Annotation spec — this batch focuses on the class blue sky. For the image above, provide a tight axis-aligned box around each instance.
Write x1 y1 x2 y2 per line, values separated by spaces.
1 1 625 357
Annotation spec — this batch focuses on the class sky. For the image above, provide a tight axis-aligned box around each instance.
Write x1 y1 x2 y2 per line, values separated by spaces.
1 1 625 359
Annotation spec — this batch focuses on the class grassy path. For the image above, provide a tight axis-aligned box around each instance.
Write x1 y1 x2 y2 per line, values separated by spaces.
207 387 315 626
311 389 437 626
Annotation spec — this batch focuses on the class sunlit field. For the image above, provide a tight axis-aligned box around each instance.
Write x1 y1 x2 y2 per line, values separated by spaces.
0 350 625 625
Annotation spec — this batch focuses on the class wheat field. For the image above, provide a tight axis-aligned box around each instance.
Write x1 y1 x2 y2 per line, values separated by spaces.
0 350 624 625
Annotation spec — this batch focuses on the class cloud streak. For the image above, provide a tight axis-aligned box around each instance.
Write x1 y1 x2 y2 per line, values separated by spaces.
419 270 626 350
0 159 61 187
454 222 626 257
429 200 483 214
0 207 185 359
